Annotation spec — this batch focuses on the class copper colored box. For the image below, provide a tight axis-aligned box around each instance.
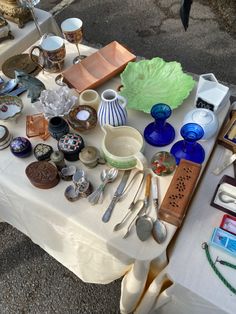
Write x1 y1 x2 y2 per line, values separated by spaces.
158 159 202 227
218 111 236 153
25 161 60 189
62 41 136 93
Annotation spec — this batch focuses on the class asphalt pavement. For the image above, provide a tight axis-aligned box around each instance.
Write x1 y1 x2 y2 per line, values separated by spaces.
1 0 236 313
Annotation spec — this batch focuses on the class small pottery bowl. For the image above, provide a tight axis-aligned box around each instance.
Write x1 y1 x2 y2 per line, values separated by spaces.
10 137 32 158
48 116 70 140
79 89 100 110
183 108 219 140
68 105 97 132
34 143 53 161
101 124 147 170
0 125 12 150
25 161 60 189
61 165 77 181
50 150 66 170
58 132 85 161
0 95 23 121
79 146 105 168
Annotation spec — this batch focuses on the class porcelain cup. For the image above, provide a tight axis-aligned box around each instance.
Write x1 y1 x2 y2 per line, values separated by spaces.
79 89 100 110
101 124 147 170
30 35 66 73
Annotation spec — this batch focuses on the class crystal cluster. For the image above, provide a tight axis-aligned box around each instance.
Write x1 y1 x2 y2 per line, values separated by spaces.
35 86 78 119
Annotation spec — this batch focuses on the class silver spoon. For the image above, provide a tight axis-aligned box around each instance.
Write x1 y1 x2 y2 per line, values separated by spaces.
87 168 118 205
135 174 153 241
218 191 236 204
151 176 167 244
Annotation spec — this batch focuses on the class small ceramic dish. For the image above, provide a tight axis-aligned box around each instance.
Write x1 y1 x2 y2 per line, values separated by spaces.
68 105 97 132
0 96 23 121
61 165 77 181
0 125 12 150
64 185 80 202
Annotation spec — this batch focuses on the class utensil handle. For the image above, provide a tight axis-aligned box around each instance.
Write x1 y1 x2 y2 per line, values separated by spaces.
102 197 119 223
145 174 152 198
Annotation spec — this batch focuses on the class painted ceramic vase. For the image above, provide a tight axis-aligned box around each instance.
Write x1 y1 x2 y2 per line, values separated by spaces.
98 89 127 127
48 116 70 140
58 133 84 161
10 137 32 158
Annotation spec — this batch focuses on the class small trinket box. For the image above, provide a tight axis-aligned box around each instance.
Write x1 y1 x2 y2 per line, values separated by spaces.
50 150 66 171
220 214 236 236
58 133 85 161
10 137 32 158
34 143 53 161
79 146 105 168
25 161 60 189
0 125 12 150
60 165 77 181
211 227 236 257
211 175 236 217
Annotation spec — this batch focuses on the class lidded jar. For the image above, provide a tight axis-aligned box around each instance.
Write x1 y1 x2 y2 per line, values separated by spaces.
183 108 219 140
48 116 70 140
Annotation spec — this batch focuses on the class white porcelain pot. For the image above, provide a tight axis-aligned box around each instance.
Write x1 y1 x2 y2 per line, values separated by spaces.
183 108 219 140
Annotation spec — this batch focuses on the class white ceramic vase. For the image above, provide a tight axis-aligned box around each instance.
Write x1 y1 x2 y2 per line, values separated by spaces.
98 89 127 127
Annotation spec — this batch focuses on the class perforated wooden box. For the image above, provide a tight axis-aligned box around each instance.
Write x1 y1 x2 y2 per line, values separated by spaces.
158 159 202 227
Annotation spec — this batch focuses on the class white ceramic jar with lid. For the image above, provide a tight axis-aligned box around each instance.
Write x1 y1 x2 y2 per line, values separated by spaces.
183 108 219 140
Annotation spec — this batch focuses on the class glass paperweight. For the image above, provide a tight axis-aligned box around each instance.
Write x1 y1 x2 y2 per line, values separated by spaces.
151 151 176 176
26 113 50 140
144 103 175 146
170 123 205 165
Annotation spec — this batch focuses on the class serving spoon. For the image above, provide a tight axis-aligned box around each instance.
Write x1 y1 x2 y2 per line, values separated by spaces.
87 168 118 205
151 176 167 244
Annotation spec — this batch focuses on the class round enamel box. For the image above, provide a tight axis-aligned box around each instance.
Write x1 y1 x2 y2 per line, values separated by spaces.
10 137 32 158
58 133 84 161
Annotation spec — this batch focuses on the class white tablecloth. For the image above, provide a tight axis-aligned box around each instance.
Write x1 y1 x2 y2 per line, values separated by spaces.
0 43 231 313
0 8 61 67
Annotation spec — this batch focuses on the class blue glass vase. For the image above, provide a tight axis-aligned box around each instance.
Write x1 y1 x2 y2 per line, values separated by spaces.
144 103 175 146
170 123 205 165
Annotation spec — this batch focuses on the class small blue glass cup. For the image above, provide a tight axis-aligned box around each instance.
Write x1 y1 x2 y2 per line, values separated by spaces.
144 103 175 146
170 123 205 165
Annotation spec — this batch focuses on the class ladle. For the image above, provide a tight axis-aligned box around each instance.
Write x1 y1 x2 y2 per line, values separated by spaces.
218 191 236 204
151 176 167 244
87 168 118 205
135 173 153 241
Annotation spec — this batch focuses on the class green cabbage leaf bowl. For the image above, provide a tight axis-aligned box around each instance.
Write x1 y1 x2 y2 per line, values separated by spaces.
120 57 195 113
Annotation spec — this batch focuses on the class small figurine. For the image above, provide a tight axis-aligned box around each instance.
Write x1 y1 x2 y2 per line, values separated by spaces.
14 70 45 103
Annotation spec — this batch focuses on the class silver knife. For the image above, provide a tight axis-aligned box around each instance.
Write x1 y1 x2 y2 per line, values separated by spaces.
102 170 131 223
